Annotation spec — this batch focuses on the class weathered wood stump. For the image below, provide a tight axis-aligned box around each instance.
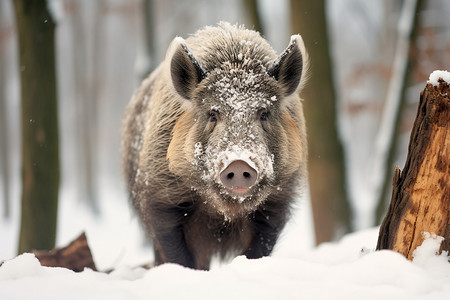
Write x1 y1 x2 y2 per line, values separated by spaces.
33 232 97 272
377 72 450 260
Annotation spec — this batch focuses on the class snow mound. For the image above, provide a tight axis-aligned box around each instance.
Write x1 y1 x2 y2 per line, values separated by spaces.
1 228 449 299
413 232 450 277
427 70 450 86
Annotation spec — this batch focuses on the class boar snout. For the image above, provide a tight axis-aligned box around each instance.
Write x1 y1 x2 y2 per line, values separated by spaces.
220 160 257 194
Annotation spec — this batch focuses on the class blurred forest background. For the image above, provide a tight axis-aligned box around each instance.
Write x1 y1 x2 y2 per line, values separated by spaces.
0 0 449 259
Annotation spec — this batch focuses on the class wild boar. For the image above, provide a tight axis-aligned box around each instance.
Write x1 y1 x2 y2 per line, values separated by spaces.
122 22 308 270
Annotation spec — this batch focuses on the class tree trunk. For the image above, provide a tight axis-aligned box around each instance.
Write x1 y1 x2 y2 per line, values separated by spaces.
290 0 351 243
142 0 156 77
0 1 12 218
243 0 264 35
375 0 424 223
14 0 60 253
68 0 100 214
377 76 450 259
0 33 10 218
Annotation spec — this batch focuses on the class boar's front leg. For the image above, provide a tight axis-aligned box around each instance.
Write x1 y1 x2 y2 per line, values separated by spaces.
244 200 290 259
150 202 195 268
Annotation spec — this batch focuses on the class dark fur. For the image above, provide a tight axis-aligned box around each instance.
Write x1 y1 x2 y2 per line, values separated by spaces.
122 23 308 270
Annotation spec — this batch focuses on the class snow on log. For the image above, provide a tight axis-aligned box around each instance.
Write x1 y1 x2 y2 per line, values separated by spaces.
377 71 450 260
32 232 96 272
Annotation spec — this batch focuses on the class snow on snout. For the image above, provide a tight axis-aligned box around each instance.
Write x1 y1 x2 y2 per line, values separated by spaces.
213 145 274 186
194 142 274 190
192 62 278 198
219 149 260 175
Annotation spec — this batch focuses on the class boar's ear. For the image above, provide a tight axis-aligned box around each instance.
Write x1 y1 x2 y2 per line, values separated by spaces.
169 37 207 100
267 35 307 97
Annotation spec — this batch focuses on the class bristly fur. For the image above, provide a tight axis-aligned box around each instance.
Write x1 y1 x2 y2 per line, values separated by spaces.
122 22 309 270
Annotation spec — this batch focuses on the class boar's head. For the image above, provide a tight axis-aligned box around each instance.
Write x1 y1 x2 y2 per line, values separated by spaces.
166 32 307 219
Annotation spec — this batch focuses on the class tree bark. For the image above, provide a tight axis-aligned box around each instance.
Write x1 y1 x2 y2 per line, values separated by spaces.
377 77 450 259
290 0 351 243
14 0 60 253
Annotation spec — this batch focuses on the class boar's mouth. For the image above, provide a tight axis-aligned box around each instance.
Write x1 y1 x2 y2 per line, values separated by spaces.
209 177 274 219
229 186 251 196
217 175 272 204
187 171 274 219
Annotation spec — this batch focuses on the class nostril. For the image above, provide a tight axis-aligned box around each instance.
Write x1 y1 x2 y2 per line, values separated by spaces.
219 160 258 191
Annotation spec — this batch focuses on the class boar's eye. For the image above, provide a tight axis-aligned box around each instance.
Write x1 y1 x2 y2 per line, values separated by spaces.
209 110 219 122
259 110 269 122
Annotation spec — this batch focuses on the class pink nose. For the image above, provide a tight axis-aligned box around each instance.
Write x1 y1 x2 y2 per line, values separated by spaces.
220 160 257 190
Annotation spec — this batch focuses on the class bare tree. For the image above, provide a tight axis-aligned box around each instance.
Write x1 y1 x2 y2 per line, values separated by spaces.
0 22 9 218
243 0 264 35
0 74 9 219
66 0 101 213
14 0 60 253
140 0 156 78
373 0 424 222
291 0 351 243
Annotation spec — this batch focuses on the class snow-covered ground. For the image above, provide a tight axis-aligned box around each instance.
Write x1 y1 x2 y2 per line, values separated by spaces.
2 184 449 299
1 1 450 298
1 187 449 300
1 227 449 299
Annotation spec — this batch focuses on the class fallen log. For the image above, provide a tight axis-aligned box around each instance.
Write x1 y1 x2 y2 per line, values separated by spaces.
33 232 97 272
377 70 450 259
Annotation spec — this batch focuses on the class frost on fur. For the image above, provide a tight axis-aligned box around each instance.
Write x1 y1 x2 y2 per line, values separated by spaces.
122 22 308 270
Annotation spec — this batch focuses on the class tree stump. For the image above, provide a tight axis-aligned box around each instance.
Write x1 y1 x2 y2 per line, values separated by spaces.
33 232 97 272
377 72 450 260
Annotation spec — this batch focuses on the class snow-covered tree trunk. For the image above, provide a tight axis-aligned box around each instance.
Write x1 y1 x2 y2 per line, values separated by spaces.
15 0 60 253
377 72 450 259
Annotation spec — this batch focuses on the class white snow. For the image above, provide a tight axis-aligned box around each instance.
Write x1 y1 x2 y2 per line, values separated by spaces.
201 143 274 185
413 233 449 273
427 70 450 86
1 1 449 298
1 228 449 299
